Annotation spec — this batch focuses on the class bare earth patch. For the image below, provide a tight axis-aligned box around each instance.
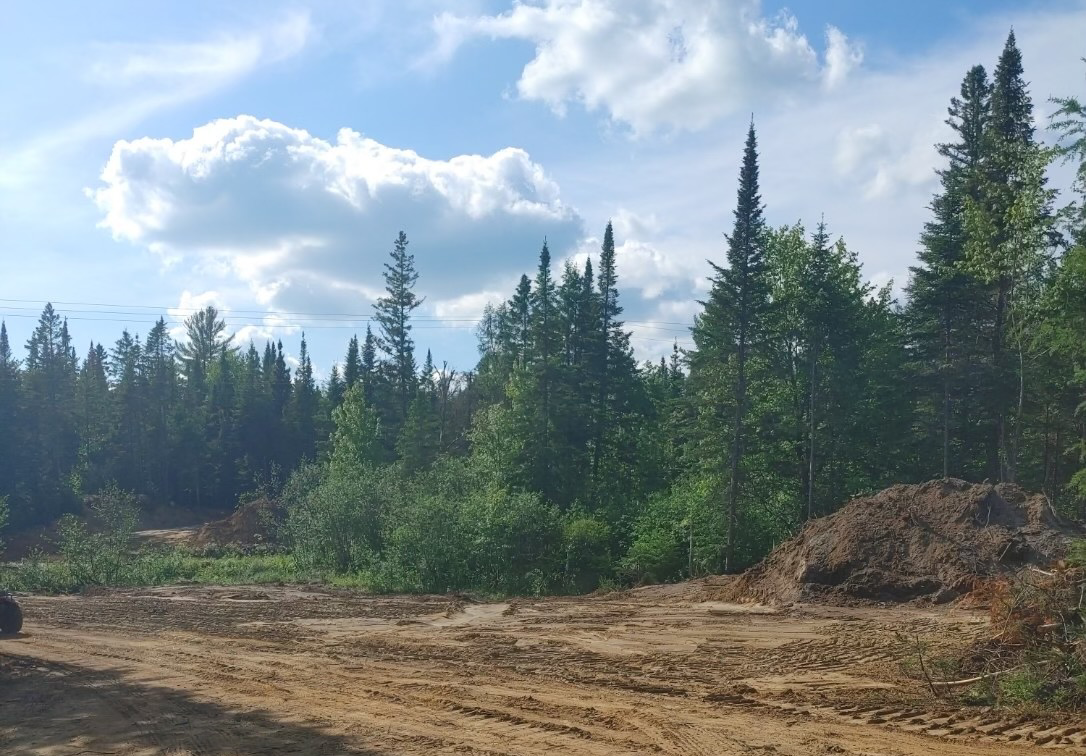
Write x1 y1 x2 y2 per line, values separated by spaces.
2 580 1084 754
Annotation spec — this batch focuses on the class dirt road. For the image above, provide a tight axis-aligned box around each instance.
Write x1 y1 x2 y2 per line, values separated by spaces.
1 581 1083 755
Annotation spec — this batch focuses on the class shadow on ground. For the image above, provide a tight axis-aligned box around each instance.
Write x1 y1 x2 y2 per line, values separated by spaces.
0 648 384 755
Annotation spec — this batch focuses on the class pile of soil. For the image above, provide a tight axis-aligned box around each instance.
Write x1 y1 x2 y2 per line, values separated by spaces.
731 479 1084 605
191 498 281 550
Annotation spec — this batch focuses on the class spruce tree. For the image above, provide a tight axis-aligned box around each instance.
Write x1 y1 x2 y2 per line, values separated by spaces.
0 323 21 504
373 231 422 425
344 335 362 389
22 305 80 520
289 334 320 464
360 325 377 404
966 31 1055 482
509 274 533 365
907 65 991 480
690 122 770 570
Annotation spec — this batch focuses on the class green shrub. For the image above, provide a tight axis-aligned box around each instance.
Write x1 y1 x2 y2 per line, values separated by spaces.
0 494 8 554
55 485 140 586
622 476 725 583
563 515 612 593
282 460 399 572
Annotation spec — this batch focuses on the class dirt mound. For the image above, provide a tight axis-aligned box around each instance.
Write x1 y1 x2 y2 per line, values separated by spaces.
191 498 281 550
2 500 223 560
731 479 1084 605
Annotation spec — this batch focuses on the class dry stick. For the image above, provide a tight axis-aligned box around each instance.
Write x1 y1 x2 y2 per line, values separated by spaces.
931 663 1045 689
913 633 940 699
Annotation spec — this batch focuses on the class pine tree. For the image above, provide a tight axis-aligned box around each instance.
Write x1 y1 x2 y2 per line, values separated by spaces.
530 240 561 499
327 365 345 410
289 334 320 464
907 65 992 480
143 318 177 499
0 323 21 504
22 305 80 520
690 122 770 570
589 222 641 517
110 330 146 492
344 335 362 389
966 31 1055 482
509 274 533 365
178 306 235 394
373 231 423 425
360 325 377 405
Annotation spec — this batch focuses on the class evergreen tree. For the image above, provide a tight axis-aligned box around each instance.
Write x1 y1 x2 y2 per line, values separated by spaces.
327 365 345 411
344 335 362 389
0 323 22 504
178 306 235 393
110 330 146 492
288 334 320 464
906 65 992 481
22 305 80 521
142 318 177 499
509 274 533 366
360 325 377 405
966 31 1055 482
690 122 771 570
374 231 423 426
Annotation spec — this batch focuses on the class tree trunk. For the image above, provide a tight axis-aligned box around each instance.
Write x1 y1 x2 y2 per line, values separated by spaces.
807 343 817 520
942 309 951 479
726 345 747 573
993 278 1008 482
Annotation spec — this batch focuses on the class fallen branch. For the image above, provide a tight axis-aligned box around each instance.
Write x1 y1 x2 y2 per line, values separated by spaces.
932 666 1022 688
932 660 1051 689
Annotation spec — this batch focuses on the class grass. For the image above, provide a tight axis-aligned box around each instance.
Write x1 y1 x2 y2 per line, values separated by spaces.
0 547 378 594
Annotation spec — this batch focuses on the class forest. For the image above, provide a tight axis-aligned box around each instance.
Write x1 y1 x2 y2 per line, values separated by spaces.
1 32 1084 594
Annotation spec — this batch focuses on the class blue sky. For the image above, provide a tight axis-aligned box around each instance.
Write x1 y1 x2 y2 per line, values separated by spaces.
1 0 1083 377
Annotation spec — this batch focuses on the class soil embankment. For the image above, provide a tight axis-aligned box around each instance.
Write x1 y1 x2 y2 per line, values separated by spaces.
730 479 1082 605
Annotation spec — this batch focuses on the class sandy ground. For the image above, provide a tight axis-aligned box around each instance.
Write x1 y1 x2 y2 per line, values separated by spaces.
1 580 1084 755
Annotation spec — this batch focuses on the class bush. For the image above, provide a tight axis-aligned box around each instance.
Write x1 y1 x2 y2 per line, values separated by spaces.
383 459 564 595
282 460 399 572
55 485 140 587
563 515 612 593
0 494 8 554
622 476 725 583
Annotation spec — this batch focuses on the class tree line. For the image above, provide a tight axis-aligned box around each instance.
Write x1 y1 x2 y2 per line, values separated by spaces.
1 32 1084 589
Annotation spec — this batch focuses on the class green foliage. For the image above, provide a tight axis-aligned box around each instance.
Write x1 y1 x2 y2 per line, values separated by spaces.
0 495 7 553
282 460 396 573
1 31 1085 607
623 476 724 583
331 384 383 467
563 515 611 593
55 486 140 586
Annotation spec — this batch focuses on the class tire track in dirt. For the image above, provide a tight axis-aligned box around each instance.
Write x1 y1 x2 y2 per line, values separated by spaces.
2 585 1081 755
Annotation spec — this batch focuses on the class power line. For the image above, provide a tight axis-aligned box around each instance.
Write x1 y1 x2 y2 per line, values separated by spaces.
0 298 696 333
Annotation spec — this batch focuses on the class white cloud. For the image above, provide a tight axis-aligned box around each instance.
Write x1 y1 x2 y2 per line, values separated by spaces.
86 11 310 87
90 115 585 319
0 12 313 190
429 0 862 134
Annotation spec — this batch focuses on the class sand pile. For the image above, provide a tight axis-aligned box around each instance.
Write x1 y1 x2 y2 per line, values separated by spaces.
191 498 281 550
732 479 1083 604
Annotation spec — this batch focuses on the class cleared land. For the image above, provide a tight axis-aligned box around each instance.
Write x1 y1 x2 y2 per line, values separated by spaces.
2 581 1084 755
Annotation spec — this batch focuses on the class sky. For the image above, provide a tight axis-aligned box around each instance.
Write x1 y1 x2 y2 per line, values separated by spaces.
1 0 1084 377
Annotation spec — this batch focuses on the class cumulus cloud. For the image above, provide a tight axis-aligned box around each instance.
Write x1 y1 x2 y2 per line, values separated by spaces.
90 115 584 318
429 0 862 133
